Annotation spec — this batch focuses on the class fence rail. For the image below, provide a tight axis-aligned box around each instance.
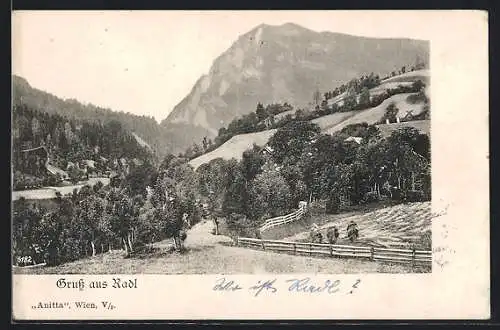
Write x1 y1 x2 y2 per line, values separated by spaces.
259 205 307 232
236 237 432 267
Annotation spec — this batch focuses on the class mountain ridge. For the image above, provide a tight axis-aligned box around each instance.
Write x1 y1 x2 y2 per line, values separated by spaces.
161 23 429 143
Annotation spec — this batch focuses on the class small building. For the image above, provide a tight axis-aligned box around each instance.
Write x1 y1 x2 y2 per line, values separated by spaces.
132 158 143 166
46 164 69 181
344 136 363 145
262 145 274 155
82 159 96 169
20 146 49 177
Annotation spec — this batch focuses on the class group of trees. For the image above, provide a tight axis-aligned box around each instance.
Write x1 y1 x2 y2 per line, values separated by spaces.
12 104 154 189
323 72 382 102
195 119 431 236
13 75 176 157
186 73 427 163
12 156 202 266
182 102 295 160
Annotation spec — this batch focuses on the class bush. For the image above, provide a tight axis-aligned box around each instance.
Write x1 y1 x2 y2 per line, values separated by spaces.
226 213 258 238
406 92 428 104
405 190 425 202
421 230 432 250
363 191 380 203
391 188 403 202
325 194 340 214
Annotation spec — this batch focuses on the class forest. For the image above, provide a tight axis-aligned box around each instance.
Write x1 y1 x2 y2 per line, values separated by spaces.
12 104 154 190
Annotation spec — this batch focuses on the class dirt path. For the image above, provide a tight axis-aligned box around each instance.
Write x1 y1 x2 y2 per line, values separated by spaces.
184 220 234 248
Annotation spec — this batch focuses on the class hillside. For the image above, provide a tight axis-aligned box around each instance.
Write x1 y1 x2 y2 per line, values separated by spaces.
323 93 426 135
189 129 276 170
11 75 194 157
284 202 432 250
187 67 430 169
162 23 429 148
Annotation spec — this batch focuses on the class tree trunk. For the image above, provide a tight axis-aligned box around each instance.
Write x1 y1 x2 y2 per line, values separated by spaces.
411 172 416 190
109 243 112 252
122 238 129 256
101 244 104 254
172 236 180 251
127 232 134 253
213 217 219 235
90 241 96 257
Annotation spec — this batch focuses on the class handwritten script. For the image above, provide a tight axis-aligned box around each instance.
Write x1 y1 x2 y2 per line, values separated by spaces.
213 277 361 297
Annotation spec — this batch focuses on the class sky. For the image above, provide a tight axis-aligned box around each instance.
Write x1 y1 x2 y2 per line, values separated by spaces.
12 11 443 122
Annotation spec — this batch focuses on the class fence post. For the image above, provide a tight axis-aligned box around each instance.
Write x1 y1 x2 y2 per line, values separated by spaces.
330 244 333 257
370 247 374 261
235 237 239 247
411 247 416 268
309 243 312 256
293 243 297 255
262 240 265 250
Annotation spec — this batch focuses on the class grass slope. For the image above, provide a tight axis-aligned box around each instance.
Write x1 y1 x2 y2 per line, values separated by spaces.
323 93 425 135
381 69 430 84
189 129 276 170
283 202 431 250
188 70 430 169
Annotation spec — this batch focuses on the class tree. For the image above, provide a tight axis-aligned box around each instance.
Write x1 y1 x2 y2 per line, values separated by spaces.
124 163 157 197
222 162 249 217
381 102 399 124
248 169 292 220
202 136 209 152
313 88 321 106
268 121 321 164
385 128 429 194
358 87 371 108
255 102 267 121
320 99 329 111
241 145 265 182
343 88 357 110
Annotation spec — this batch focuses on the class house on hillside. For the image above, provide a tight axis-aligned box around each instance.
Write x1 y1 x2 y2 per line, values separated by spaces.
20 146 49 177
132 158 143 167
20 145 69 180
261 145 274 156
263 115 275 129
344 136 363 145
46 164 69 181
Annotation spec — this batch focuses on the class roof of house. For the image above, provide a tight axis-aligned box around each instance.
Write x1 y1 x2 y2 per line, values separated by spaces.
344 136 363 144
20 146 48 154
46 164 69 178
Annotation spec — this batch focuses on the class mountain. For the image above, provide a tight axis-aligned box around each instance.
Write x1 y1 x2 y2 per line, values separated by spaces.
162 23 429 145
12 75 178 157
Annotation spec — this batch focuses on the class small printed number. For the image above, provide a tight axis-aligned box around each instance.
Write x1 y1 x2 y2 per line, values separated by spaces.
17 256 33 264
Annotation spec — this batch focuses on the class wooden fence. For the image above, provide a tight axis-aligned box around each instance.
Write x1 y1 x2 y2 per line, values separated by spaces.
259 204 307 232
235 237 432 266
